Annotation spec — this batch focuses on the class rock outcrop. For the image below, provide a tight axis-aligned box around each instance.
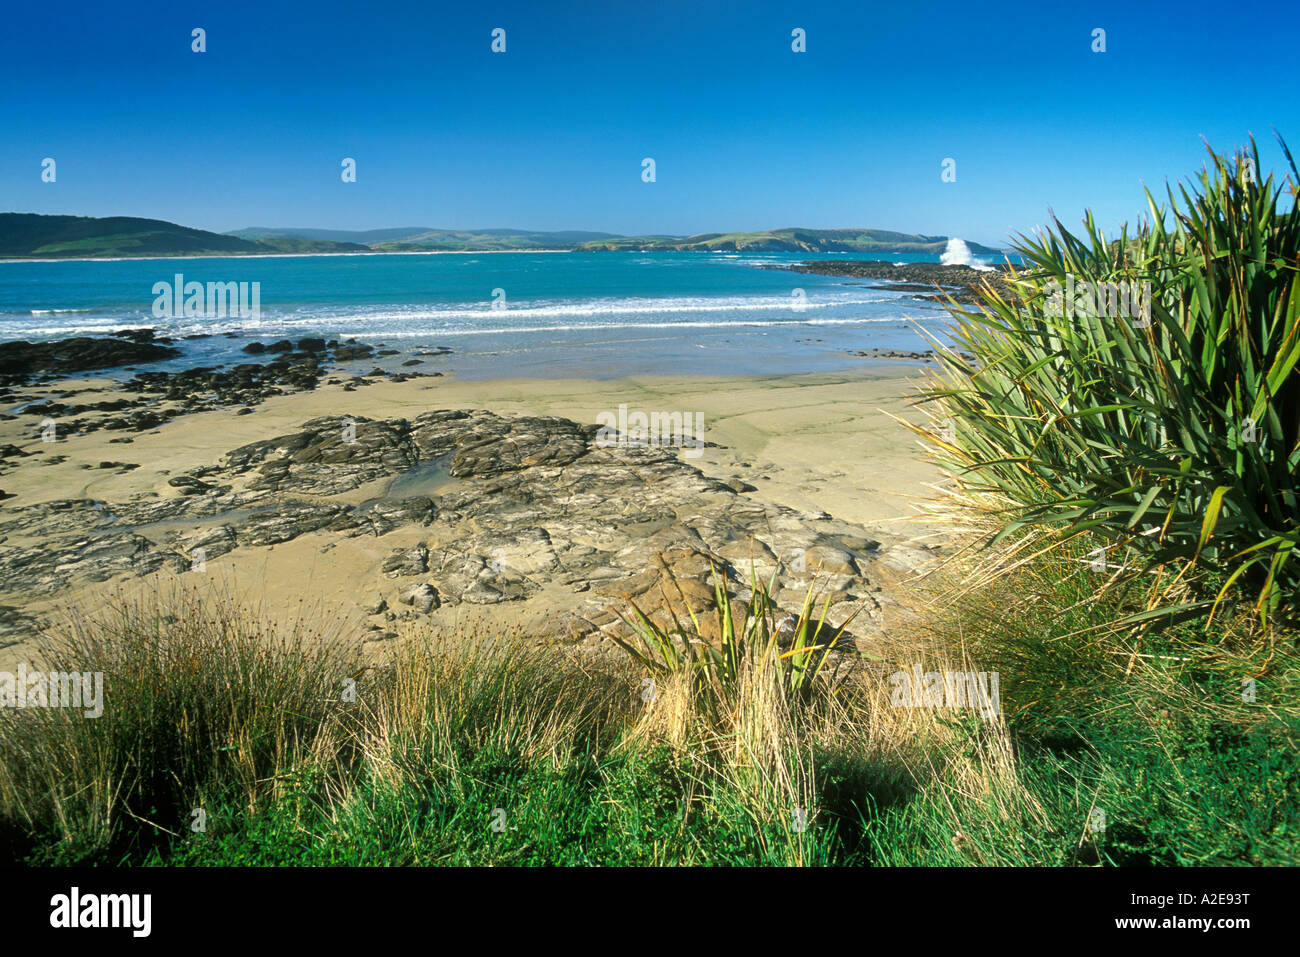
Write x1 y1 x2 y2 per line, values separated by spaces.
0 410 909 654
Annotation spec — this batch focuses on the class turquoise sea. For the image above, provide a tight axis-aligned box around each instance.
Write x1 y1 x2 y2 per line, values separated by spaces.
0 250 996 378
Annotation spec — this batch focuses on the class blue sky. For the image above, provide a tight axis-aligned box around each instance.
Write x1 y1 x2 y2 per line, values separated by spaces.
2 0 1296 248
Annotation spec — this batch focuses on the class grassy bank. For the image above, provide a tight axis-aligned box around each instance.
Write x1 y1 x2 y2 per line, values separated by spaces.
1 561 1295 866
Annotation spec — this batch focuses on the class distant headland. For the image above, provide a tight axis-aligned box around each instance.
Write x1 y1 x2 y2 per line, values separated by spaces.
0 214 1002 260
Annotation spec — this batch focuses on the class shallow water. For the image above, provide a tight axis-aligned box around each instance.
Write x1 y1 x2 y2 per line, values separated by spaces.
0 251 994 379
358 455 458 510
120 508 256 535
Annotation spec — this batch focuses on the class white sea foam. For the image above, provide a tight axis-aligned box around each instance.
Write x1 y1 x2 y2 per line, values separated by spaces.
347 317 913 337
0 322 151 337
2 291 942 341
308 294 898 321
939 238 994 271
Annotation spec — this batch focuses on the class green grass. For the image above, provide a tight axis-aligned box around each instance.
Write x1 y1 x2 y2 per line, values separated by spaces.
882 536 1300 866
151 747 841 867
3 554 1295 867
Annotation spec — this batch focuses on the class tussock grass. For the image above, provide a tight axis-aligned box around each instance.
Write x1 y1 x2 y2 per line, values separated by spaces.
1 555 1293 865
895 523 1300 865
0 577 1045 866
0 584 354 862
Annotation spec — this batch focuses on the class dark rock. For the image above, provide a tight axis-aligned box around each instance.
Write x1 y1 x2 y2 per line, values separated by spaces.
0 336 181 379
770 260 1014 305
167 475 213 494
383 542 430 577
236 502 355 547
110 328 162 343
366 497 436 534
333 345 374 362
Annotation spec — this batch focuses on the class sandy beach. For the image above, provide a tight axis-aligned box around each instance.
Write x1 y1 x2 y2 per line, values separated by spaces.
0 362 947 670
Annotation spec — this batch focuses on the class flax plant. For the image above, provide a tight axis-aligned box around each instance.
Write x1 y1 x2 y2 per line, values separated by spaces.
911 136 1300 630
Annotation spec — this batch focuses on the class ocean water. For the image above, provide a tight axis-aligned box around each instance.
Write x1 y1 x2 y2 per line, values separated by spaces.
0 250 991 379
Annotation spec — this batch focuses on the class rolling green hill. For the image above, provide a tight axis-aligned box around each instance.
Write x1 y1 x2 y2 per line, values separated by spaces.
232 227 622 250
243 225 1001 254
1 215 1003 259
0 214 367 259
367 229 621 251
574 228 1002 254
234 225 1002 254
251 236 372 254
230 226 437 244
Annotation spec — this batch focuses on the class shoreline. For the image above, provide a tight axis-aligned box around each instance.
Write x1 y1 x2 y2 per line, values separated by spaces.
1 321 949 393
